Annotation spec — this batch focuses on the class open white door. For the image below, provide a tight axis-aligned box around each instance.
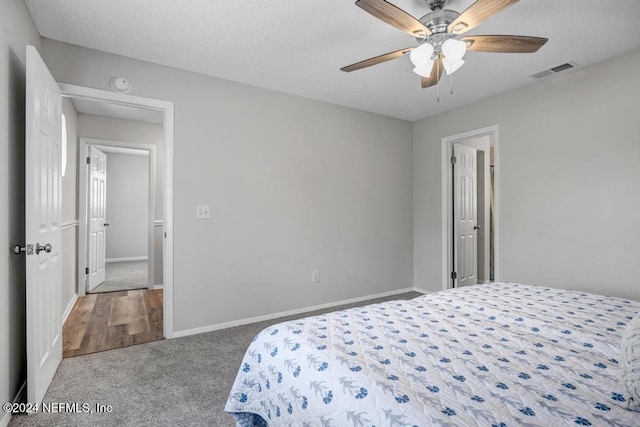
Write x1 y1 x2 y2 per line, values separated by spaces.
25 45 62 405
87 146 108 292
453 143 478 287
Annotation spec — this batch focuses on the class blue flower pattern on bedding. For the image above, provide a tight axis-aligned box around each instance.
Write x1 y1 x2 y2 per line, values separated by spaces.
224 283 640 426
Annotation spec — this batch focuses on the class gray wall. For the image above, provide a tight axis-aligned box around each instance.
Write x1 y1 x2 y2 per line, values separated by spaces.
414 48 640 301
0 0 41 412
78 114 164 220
105 152 149 260
42 39 415 332
61 97 78 316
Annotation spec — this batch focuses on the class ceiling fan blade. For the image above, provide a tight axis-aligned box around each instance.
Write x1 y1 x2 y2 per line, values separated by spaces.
421 56 443 88
448 0 519 35
461 35 548 53
356 0 431 38
341 47 414 72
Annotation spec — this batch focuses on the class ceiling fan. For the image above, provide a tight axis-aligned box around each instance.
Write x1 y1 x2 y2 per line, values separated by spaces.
341 0 548 90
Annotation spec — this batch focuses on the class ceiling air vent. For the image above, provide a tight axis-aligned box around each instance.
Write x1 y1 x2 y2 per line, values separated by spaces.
530 61 580 80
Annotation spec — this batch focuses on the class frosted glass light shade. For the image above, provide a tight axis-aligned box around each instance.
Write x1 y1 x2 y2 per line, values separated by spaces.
413 60 435 77
442 38 467 60
442 38 467 75
443 57 465 75
410 42 434 67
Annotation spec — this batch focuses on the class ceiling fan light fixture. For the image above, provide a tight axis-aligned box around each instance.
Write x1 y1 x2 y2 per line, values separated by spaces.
343 0 549 94
409 42 434 67
413 60 435 77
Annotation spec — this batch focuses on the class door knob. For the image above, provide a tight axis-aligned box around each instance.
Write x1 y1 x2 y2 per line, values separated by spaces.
36 243 52 254
473 225 480 230
104 223 110 227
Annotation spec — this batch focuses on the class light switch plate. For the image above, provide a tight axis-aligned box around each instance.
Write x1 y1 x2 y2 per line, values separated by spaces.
196 205 211 219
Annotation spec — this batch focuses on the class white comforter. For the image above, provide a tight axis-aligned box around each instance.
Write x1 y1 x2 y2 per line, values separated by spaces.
225 283 640 426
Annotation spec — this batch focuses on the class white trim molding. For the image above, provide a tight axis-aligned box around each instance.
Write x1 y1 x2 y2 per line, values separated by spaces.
106 257 148 263
61 294 78 325
1 381 26 427
62 220 79 231
173 287 420 338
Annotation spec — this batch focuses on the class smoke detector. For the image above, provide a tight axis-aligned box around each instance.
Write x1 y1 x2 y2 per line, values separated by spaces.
110 77 131 93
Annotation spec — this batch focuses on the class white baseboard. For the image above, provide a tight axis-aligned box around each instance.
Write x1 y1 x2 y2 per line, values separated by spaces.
152 284 163 290
106 256 148 263
62 293 78 325
412 286 432 295
1 381 26 427
173 287 419 338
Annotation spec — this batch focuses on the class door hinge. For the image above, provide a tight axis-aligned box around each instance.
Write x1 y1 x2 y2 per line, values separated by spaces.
164 232 167 239
450 155 457 165
451 271 457 280
12 244 34 255
85 267 89 275
86 157 91 164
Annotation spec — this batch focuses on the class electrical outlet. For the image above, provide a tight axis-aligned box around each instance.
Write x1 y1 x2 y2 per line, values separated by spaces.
196 205 211 219
312 270 320 283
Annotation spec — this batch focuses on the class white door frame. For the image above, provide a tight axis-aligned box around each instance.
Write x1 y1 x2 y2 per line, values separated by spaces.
60 83 175 338
79 139 156 293
441 125 500 290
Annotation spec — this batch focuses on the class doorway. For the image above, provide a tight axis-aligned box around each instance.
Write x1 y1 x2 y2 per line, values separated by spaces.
61 96 169 357
59 83 174 340
80 140 156 294
441 125 499 290
59 86 173 358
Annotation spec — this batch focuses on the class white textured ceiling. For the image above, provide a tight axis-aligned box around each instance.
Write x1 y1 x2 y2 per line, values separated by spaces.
25 0 640 121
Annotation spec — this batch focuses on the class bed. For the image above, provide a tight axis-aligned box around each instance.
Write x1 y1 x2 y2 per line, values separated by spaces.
225 283 640 426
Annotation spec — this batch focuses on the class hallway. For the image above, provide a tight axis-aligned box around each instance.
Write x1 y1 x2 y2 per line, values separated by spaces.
63 289 163 358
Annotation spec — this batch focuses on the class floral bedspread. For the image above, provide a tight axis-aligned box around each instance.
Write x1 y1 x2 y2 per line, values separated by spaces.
225 283 640 426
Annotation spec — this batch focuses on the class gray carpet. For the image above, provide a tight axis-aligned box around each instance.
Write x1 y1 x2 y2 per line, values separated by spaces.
91 261 148 293
9 291 422 427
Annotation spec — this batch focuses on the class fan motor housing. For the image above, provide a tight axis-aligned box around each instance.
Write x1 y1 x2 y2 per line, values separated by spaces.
419 9 459 35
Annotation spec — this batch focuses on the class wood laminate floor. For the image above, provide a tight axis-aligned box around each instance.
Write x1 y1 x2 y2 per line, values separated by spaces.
63 289 163 358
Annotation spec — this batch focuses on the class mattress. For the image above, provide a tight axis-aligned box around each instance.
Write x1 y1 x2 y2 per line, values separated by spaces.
225 283 640 426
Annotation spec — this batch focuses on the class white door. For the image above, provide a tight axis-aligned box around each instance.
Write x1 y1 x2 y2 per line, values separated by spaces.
453 143 478 287
25 45 62 405
87 146 108 292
